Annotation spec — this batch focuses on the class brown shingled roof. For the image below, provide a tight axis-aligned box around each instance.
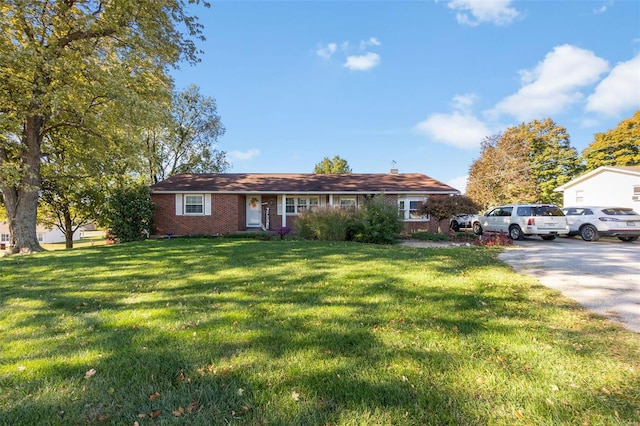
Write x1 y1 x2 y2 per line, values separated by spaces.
150 173 459 194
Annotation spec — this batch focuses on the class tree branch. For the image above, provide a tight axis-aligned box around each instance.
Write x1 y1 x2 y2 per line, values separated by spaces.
55 27 118 49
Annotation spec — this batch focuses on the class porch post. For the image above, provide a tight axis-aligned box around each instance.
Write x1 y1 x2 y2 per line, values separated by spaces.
281 194 287 227
329 194 334 207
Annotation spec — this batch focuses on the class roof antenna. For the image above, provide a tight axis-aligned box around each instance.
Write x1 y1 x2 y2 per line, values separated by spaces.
389 160 398 175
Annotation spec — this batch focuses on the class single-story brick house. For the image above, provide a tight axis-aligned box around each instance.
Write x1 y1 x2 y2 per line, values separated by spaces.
150 171 460 236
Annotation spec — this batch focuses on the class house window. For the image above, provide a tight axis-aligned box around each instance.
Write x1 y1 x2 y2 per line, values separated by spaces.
297 197 309 212
37 233 44 243
338 197 357 209
285 197 295 214
284 196 320 214
575 190 584 203
185 195 204 214
398 197 427 221
0 234 9 242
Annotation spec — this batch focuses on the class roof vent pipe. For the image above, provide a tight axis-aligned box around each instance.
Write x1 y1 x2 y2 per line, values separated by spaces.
389 168 399 174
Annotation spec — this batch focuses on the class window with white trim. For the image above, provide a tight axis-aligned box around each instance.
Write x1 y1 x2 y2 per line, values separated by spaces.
633 186 640 201
1 234 9 242
575 189 584 203
37 233 44 243
292 196 319 214
280 196 321 215
338 197 357 209
185 195 204 214
398 197 428 221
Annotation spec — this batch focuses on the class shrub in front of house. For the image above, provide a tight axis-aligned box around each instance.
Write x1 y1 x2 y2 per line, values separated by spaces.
295 198 403 244
351 197 404 245
100 184 154 243
296 207 355 241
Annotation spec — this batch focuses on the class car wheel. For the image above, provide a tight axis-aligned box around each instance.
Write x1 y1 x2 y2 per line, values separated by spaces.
509 225 524 240
618 236 639 242
541 235 556 241
580 224 600 242
473 222 483 235
450 221 460 232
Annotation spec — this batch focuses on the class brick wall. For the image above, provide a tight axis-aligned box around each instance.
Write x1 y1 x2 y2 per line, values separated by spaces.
152 194 243 236
152 192 443 236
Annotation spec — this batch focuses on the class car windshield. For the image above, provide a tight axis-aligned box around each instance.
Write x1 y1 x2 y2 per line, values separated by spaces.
601 208 639 216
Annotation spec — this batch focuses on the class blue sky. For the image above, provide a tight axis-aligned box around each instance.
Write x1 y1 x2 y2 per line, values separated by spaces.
171 0 640 192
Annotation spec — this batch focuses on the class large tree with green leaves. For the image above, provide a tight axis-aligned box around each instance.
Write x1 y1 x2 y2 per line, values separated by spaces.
144 85 227 183
581 110 640 171
466 118 582 208
313 155 352 174
0 0 208 254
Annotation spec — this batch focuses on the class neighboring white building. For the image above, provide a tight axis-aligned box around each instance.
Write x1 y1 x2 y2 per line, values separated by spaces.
0 222 82 246
554 166 640 209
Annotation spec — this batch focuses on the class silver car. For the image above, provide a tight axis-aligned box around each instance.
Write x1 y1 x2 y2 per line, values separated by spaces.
562 206 640 242
473 204 569 240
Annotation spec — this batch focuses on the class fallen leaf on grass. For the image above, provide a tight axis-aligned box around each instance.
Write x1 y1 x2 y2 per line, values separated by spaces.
514 410 524 419
85 369 96 378
172 407 185 417
291 391 300 401
601 387 611 395
148 409 161 418
149 392 161 401
187 401 199 414
137 413 147 418
98 414 109 421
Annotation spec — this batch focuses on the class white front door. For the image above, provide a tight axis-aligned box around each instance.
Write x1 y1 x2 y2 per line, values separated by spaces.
246 196 262 227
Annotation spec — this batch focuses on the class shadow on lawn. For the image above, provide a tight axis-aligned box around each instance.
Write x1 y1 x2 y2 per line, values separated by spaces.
1 239 638 425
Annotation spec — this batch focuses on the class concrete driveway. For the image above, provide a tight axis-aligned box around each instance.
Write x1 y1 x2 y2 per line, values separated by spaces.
498 236 640 333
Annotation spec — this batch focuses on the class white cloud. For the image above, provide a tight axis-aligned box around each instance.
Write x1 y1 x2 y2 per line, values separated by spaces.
451 93 478 111
448 175 469 194
491 44 609 121
228 149 261 161
316 43 337 59
344 52 381 71
586 54 640 116
415 111 491 149
447 0 520 26
593 5 607 14
360 37 381 49
593 0 613 14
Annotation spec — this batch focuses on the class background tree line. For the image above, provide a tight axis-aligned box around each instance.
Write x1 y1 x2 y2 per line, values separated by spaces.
466 111 639 209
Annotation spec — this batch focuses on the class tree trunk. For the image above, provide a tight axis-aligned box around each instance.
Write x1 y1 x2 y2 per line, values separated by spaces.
64 209 74 249
1 116 45 254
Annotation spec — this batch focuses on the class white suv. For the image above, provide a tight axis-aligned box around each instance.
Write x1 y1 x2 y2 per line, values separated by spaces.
561 206 640 242
473 204 569 240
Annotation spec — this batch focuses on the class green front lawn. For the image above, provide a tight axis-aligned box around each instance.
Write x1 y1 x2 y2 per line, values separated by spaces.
0 239 638 425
